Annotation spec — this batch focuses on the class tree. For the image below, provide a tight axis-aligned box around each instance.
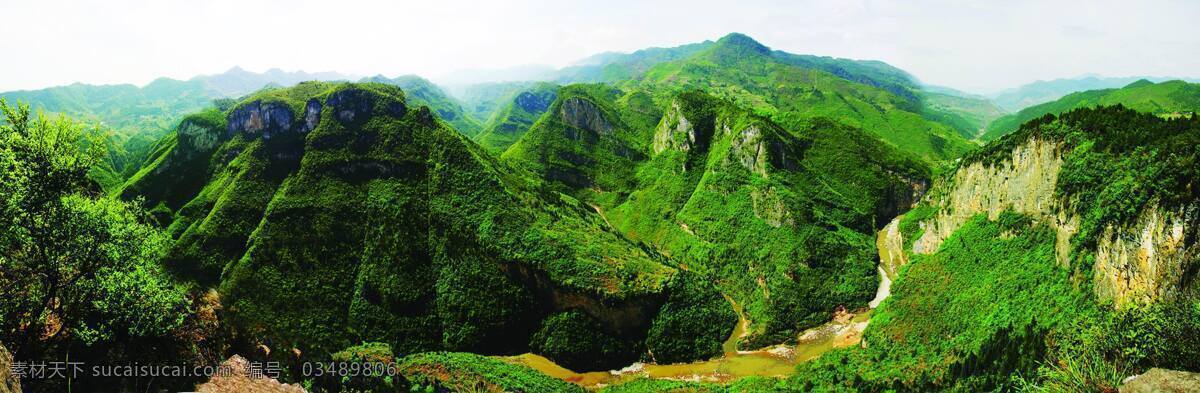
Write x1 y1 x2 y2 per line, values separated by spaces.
0 99 187 356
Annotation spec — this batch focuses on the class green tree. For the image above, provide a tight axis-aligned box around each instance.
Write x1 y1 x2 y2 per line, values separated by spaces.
0 99 187 356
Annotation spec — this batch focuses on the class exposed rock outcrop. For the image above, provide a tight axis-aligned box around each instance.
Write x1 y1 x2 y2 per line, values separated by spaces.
195 355 305 393
652 101 704 154
327 88 373 124
1094 205 1197 305
911 138 1074 261
0 344 18 393
516 90 555 114
227 101 294 140
178 118 222 157
896 137 1196 306
560 97 611 136
1120 368 1200 393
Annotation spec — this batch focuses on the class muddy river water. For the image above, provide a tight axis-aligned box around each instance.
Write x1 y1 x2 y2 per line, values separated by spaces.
499 265 894 388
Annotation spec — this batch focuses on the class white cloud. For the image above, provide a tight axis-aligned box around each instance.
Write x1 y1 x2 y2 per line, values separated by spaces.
0 0 1197 93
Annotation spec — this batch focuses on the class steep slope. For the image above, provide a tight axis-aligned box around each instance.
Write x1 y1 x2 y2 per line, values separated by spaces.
982 79 1200 141
121 82 734 371
625 33 975 162
502 84 660 195
365 75 483 137
788 106 1200 391
474 82 559 152
0 68 350 188
555 41 716 83
505 87 930 346
452 80 540 122
605 91 930 346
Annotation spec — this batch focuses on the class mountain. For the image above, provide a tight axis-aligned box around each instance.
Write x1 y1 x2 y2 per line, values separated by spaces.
362 75 484 137
473 82 559 152
988 75 1200 112
981 79 1200 141
0 67 352 189
502 83 929 345
118 82 734 372
554 41 716 84
434 64 558 88
450 80 540 121
918 90 1008 139
785 105 1200 391
621 33 975 162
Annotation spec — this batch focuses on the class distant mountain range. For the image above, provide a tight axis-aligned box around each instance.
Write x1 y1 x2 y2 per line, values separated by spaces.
988 75 1200 112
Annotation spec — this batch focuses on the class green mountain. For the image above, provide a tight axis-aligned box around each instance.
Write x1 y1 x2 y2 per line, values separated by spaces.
988 75 1199 112
982 79 1200 141
917 90 1008 139
786 105 1200 391
119 82 734 371
452 80 541 122
503 84 929 345
363 74 484 137
474 82 559 152
0 67 352 189
622 33 975 162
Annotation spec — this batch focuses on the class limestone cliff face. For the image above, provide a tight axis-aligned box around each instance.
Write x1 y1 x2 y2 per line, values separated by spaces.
652 101 700 155
1093 205 1197 305
911 138 1076 262
890 137 1196 306
560 97 612 136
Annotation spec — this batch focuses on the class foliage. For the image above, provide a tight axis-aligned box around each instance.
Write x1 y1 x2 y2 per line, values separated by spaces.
398 352 584 393
473 82 559 153
622 33 975 163
981 80 1200 141
364 75 484 137
965 105 1200 258
528 311 637 371
645 273 737 363
788 212 1090 391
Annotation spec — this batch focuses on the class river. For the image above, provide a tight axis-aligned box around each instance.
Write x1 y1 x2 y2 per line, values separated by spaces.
500 264 894 388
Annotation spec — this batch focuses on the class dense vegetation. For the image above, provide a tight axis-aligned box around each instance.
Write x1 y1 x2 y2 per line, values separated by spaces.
6 31 1200 393
981 79 1200 141
0 100 198 391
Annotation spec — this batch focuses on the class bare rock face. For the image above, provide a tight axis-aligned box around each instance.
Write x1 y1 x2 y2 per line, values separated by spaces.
195 355 305 393
1094 205 1197 305
904 137 1197 307
515 90 555 114
560 97 612 137
1120 368 1200 393
300 98 322 133
327 88 373 124
227 101 295 140
652 101 700 155
0 344 19 393
912 137 1072 258
178 118 222 158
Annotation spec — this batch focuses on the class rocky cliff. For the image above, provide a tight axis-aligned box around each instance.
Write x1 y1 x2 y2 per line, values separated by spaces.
890 133 1196 306
0 344 18 393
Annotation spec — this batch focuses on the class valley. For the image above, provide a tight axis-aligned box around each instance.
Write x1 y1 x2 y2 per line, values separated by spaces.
1 26 1199 393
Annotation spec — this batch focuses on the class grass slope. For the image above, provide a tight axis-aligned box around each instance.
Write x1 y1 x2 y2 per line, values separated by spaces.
981 79 1200 141
624 33 975 162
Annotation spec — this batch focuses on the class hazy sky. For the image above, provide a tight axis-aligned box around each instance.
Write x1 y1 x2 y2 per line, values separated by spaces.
1 0 1197 93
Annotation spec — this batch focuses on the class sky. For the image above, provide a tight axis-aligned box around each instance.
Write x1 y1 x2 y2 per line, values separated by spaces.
1 0 1198 94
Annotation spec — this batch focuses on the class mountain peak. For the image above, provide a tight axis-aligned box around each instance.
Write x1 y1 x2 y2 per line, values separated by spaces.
1124 79 1155 89
714 33 770 55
